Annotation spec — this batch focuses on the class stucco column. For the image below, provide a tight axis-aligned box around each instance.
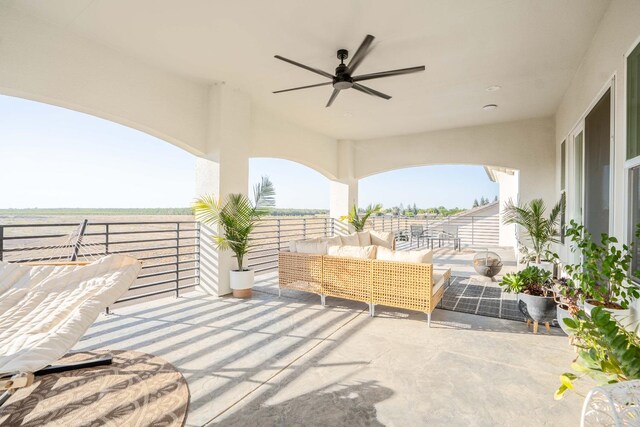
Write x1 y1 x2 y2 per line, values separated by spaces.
330 141 358 233
196 84 250 296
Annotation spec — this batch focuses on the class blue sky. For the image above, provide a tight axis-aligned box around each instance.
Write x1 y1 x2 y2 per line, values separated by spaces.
0 95 497 209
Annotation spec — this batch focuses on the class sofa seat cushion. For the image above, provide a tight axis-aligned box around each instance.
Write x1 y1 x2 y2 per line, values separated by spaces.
327 245 377 259
369 230 395 249
376 247 433 263
432 270 449 295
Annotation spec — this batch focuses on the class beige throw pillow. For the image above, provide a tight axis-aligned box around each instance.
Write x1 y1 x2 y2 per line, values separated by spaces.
376 247 433 263
295 241 328 255
327 245 377 259
340 232 360 246
357 231 372 246
369 230 395 249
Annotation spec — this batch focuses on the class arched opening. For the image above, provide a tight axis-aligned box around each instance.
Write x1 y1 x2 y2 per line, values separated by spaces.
0 94 196 213
359 164 520 249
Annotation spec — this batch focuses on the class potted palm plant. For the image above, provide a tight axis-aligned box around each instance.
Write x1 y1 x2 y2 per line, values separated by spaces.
340 203 382 232
500 265 556 331
564 220 639 328
503 194 565 272
193 176 275 298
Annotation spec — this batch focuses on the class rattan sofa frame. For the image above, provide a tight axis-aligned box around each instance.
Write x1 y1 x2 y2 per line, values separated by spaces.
278 251 450 326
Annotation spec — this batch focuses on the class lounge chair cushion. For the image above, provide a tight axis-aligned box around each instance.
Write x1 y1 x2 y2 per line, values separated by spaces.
327 245 377 259
376 247 433 263
0 255 141 374
369 230 395 249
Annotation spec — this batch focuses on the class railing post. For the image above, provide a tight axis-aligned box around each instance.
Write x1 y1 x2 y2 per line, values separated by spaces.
105 224 110 255
0 225 3 261
471 216 475 246
330 217 335 237
303 218 307 240
175 223 180 298
277 219 281 251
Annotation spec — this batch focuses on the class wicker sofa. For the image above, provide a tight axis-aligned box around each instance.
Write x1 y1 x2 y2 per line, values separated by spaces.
278 231 451 326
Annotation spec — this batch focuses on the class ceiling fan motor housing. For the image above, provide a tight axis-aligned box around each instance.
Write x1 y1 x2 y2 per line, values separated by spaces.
333 62 353 89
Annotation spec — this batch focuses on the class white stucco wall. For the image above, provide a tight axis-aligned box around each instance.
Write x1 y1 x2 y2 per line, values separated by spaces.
250 106 338 179
353 117 556 207
555 0 640 242
0 6 211 155
554 0 640 326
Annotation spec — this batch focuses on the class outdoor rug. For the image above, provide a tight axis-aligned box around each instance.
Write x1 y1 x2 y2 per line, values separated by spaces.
0 350 189 427
438 275 530 323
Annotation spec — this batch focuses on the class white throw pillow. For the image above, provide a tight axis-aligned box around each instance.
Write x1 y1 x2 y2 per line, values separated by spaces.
325 235 342 247
327 245 377 259
340 233 360 246
357 231 372 246
289 238 320 253
376 247 433 263
295 241 328 255
369 230 395 249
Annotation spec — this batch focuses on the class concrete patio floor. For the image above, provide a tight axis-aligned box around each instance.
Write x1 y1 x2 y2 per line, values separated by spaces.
75 267 589 426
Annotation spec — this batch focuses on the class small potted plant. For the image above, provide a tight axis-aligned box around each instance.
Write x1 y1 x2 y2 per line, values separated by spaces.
502 194 565 273
194 176 275 298
500 265 556 331
564 221 640 328
552 277 583 336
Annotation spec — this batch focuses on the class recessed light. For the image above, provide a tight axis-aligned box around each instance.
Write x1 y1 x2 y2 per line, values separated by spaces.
483 104 498 111
343 112 353 118
486 85 501 92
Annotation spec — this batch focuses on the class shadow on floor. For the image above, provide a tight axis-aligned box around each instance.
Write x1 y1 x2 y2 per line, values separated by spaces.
209 380 392 427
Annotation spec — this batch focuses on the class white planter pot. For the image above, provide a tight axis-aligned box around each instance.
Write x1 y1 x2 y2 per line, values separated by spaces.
584 299 635 330
230 269 254 298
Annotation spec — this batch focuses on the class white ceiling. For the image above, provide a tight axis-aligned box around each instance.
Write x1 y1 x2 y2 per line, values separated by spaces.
2 0 611 140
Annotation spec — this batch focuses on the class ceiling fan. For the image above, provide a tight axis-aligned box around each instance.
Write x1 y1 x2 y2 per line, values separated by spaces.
273 34 426 107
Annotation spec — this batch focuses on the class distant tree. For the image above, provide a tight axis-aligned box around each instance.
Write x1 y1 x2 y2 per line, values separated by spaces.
391 206 400 216
494 195 498 202
398 203 404 213
412 203 418 215
473 199 479 208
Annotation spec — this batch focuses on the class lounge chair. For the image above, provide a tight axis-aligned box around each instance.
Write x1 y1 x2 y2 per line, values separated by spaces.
0 255 141 405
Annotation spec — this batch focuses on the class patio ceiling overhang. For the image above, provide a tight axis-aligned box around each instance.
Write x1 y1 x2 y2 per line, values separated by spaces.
3 0 634 296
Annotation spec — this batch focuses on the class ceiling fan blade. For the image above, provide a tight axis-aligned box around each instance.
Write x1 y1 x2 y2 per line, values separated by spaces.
326 88 341 107
273 82 332 94
274 55 334 79
347 34 375 74
353 66 426 82
352 83 391 100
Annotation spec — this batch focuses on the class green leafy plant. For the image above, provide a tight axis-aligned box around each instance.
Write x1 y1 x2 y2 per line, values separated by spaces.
502 194 565 264
193 176 275 271
555 307 640 399
499 266 552 296
564 220 640 309
552 277 583 316
340 203 382 232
